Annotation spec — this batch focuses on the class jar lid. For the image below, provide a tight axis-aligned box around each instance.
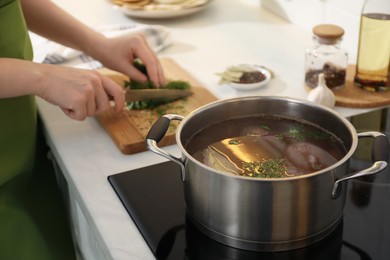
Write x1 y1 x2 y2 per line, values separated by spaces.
313 24 345 39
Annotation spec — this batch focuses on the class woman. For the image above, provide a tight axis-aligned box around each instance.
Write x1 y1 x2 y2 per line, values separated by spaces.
0 0 165 258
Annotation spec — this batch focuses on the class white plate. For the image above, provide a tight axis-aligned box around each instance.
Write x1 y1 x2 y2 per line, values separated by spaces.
228 65 272 91
119 2 210 19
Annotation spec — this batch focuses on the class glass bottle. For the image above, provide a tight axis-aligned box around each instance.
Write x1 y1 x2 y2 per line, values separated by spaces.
354 0 390 92
304 24 348 89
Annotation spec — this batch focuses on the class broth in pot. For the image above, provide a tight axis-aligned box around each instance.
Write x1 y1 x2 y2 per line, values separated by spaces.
188 115 347 178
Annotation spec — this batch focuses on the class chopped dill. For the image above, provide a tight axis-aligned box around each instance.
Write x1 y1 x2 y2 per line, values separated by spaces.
242 158 287 178
228 139 242 145
272 122 333 143
260 125 270 131
311 163 323 170
125 60 191 110
287 124 305 142
275 134 284 140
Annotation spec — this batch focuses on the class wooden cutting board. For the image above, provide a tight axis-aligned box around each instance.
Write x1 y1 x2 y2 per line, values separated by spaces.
95 58 217 155
332 65 390 108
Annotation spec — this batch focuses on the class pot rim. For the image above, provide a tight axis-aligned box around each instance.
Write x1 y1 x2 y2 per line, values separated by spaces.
176 96 358 181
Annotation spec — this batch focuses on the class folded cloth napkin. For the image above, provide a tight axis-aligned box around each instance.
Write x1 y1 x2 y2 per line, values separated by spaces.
38 23 172 69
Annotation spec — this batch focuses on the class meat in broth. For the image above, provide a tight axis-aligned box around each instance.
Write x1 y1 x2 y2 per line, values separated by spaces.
187 115 347 178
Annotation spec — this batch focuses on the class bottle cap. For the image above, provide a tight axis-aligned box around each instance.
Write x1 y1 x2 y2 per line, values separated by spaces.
313 24 345 44
313 24 345 40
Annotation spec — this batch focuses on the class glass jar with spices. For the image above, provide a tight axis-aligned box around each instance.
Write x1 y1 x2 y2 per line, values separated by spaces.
304 24 348 89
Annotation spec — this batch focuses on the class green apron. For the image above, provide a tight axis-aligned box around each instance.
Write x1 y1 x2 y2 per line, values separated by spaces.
0 0 75 259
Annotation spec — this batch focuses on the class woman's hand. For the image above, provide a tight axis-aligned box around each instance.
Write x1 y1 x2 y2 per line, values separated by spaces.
22 0 166 86
36 64 125 121
16 0 166 120
89 33 166 88
0 59 125 121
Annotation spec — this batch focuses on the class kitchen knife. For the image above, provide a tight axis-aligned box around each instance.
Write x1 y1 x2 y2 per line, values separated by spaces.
124 89 193 102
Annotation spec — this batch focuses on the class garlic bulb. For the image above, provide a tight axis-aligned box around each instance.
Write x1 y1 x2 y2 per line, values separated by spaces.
307 73 335 108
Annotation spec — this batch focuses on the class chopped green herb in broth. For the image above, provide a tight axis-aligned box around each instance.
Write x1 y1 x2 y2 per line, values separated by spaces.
260 125 271 131
242 159 288 178
228 139 242 145
188 115 347 178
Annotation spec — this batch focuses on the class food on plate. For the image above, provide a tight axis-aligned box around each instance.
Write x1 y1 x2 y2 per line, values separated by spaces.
112 0 208 10
188 115 346 178
154 0 188 3
217 64 268 85
125 60 191 110
112 0 150 8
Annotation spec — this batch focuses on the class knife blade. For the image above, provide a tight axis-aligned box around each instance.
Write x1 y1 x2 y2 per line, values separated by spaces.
124 89 193 102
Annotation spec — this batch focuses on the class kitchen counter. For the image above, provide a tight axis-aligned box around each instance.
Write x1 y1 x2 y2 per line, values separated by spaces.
34 0 385 259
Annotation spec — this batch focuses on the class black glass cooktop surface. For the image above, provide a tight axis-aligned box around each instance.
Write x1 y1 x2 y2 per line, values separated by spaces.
108 155 390 260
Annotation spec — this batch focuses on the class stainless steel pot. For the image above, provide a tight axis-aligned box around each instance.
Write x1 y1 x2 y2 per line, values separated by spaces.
145 96 388 252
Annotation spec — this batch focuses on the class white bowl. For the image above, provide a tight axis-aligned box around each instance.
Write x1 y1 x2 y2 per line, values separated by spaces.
228 65 272 91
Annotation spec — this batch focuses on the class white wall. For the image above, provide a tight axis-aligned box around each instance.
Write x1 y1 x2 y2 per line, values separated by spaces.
261 0 366 62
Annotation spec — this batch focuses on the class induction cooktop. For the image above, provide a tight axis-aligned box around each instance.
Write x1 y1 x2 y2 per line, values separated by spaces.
108 152 390 260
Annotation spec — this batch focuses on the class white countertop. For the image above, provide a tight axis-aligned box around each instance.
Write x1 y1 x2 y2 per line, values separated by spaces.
34 0 382 259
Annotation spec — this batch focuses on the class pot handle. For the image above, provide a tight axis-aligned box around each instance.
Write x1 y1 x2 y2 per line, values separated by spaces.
331 131 389 199
145 114 186 182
